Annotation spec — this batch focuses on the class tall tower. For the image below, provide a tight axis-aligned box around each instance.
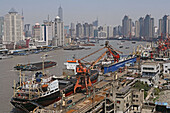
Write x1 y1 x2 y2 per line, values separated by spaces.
58 6 63 22
162 15 170 38
4 8 23 48
144 14 154 39
54 16 64 46
122 15 132 38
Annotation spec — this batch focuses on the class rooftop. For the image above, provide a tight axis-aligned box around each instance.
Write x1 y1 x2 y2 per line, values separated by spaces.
142 62 158 66
9 8 17 14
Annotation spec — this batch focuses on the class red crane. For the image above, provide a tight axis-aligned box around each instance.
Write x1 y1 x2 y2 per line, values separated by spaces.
74 41 122 93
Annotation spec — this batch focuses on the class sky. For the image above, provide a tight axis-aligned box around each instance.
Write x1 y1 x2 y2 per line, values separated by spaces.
1 0 170 27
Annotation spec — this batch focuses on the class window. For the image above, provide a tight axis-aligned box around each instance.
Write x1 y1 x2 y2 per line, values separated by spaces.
136 95 138 98
117 101 121 104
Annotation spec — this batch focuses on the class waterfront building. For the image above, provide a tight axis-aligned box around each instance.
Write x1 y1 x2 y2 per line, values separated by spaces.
92 18 98 27
89 24 94 37
24 24 31 37
98 31 107 39
3 8 23 48
69 23 75 38
139 17 144 37
53 16 64 46
58 6 63 22
135 20 140 38
64 25 69 37
144 14 154 39
83 23 89 38
76 23 83 38
158 19 163 37
122 15 132 38
107 26 113 38
0 17 4 43
32 23 41 41
162 15 170 38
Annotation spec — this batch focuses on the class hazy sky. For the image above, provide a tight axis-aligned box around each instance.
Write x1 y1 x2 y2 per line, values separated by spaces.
1 0 170 27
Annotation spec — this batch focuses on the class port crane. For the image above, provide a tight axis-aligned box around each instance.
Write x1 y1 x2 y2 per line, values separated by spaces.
74 41 122 93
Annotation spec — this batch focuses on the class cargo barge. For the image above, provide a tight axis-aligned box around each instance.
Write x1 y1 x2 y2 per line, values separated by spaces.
14 61 56 71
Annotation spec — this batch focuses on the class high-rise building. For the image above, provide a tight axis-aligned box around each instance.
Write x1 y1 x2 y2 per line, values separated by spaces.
122 15 132 38
139 17 144 37
83 23 89 37
24 24 31 37
69 23 75 38
32 23 41 41
0 17 4 41
41 22 54 45
107 26 113 38
158 19 163 37
3 8 23 47
54 16 64 46
162 15 170 37
144 14 154 39
64 25 69 37
92 18 98 27
76 23 83 38
135 21 140 38
89 24 94 37
58 6 63 22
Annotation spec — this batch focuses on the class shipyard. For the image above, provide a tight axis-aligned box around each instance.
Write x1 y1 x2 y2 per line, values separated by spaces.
1 1 170 113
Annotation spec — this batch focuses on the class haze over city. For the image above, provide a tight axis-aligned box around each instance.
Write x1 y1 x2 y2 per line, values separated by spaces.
1 0 170 26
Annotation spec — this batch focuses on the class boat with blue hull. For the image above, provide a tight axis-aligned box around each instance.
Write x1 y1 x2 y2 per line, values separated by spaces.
103 57 137 74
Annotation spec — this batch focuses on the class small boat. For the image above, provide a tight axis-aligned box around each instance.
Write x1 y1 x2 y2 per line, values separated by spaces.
119 46 123 48
117 42 123 45
125 47 129 49
100 44 104 46
132 41 136 44
121 40 125 42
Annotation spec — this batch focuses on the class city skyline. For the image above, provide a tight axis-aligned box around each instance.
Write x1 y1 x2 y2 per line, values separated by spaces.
1 0 170 26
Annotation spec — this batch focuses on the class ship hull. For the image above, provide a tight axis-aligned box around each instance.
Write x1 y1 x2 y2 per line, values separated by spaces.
11 72 98 112
103 57 137 74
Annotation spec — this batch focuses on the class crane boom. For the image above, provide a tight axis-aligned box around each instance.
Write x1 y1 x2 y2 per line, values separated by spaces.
90 51 107 69
80 47 105 60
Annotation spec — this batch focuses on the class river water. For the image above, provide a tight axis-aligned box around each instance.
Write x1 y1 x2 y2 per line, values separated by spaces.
0 40 148 113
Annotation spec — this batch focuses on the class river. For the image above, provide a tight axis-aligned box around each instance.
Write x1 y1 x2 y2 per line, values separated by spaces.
0 40 148 113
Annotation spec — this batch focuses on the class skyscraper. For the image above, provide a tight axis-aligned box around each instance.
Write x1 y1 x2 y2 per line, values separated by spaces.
144 14 154 39
162 15 170 37
0 17 4 41
89 24 94 37
83 23 89 37
54 16 64 46
32 23 41 41
135 20 140 38
122 15 132 38
158 19 163 37
107 26 113 38
3 8 23 47
58 6 63 22
76 23 83 38
139 17 144 37
92 18 98 27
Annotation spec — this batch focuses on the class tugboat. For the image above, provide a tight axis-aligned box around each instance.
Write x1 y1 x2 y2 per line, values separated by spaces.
14 61 57 71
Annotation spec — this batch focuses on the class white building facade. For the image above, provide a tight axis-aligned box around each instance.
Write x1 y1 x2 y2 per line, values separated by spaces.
54 16 64 47
3 8 23 47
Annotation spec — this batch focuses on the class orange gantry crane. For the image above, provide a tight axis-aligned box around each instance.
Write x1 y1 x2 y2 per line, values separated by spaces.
74 41 122 94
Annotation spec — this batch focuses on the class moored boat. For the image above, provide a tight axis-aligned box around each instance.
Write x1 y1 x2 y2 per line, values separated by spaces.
14 61 57 71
